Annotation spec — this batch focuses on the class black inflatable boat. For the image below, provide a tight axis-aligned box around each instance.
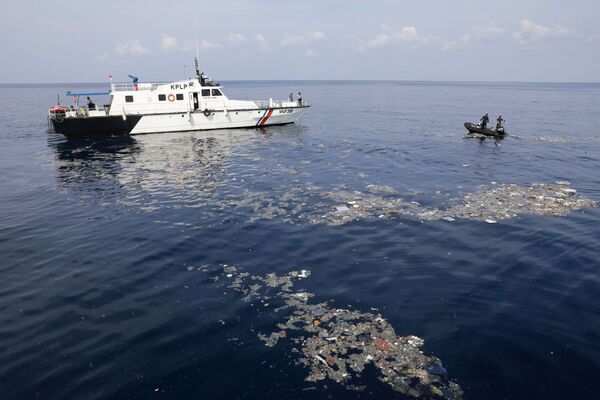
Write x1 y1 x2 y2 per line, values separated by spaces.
464 122 506 138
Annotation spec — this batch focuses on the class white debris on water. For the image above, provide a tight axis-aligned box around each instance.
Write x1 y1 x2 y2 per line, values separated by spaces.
173 179 596 227
421 181 596 223
302 181 595 226
297 269 310 278
204 265 463 399
530 136 569 143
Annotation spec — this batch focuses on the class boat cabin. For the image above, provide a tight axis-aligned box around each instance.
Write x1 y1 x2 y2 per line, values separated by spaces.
106 79 229 116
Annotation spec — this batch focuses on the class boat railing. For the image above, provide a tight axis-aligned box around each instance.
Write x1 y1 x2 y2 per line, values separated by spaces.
110 82 163 92
48 106 110 119
253 99 309 109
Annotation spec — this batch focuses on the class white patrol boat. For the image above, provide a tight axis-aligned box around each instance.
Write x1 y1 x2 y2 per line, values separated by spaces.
48 59 309 137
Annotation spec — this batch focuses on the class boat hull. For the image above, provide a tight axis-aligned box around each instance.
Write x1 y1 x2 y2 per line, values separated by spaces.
50 107 308 138
464 122 506 138
51 115 143 137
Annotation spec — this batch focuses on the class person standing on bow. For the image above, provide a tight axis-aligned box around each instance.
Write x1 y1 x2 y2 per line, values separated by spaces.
480 113 489 129
495 115 505 131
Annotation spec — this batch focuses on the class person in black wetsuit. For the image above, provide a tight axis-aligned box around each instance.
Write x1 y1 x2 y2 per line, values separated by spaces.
495 115 505 131
480 113 489 129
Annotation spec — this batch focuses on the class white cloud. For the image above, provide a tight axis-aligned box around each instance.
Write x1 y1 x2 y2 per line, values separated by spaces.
586 34 600 44
307 31 326 42
358 26 434 51
114 39 151 56
281 34 305 47
442 33 471 51
161 34 189 52
197 40 220 50
161 34 218 52
281 31 326 47
443 26 506 50
475 26 507 40
161 34 178 51
227 33 247 44
512 19 571 46
304 49 316 57
255 34 271 52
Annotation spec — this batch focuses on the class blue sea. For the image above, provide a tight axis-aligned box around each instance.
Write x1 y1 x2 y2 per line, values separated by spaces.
1 80 599 400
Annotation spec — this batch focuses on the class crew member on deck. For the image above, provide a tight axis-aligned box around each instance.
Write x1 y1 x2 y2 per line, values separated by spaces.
297 91 302 106
496 115 505 131
289 92 294 102
480 113 489 129
87 97 96 110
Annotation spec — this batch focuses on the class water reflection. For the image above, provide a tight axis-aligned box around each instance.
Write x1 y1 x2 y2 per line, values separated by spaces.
48 135 141 203
49 134 140 163
48 130 259 212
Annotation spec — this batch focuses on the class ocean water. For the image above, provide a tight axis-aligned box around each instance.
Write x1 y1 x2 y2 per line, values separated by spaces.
0 80 599 400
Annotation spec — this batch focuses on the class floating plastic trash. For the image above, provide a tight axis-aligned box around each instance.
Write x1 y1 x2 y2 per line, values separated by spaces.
204 265 464 399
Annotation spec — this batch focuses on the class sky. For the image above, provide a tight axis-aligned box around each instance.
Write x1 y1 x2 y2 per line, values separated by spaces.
1 0 599 83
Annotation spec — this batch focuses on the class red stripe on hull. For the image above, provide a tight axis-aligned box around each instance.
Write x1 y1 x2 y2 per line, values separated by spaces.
258 108 274 126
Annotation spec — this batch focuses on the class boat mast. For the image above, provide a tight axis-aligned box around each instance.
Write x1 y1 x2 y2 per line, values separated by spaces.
194 23 201 83
195 56 200 81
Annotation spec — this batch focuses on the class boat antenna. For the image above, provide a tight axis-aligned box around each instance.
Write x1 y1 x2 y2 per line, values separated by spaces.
194 24 201 81
194 57 200 81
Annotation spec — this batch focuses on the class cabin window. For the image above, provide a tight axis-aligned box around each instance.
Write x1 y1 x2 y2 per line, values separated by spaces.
211 89 222 96
158 94 166 101
201 89 210 97
176 93 184 101
125 95 134 103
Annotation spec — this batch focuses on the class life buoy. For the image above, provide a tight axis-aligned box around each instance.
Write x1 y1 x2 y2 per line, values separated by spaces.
167 94 175 102
203 108 211 117
55 114 64 123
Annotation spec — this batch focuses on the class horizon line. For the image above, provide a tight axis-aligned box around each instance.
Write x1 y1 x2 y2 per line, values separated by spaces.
1 79 600 85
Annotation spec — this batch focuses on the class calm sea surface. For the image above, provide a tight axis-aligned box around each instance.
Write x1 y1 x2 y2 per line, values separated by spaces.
1 81 599 400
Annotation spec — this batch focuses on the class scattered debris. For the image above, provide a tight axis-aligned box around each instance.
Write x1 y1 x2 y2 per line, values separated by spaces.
207 265 464 399
138 175 595 227
314 181 595 225
297 269 310 279
530 136 568 143
421 181 596 222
